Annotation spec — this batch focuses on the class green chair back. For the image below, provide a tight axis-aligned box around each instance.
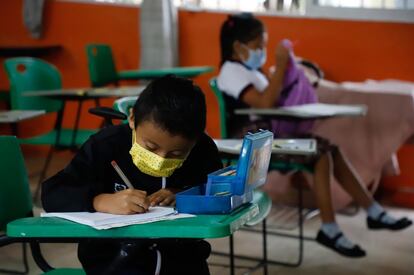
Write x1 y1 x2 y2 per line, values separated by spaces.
113 96 138 116
86 44 119 87
209 78 228 139
4 58 63 113
0 136 32 231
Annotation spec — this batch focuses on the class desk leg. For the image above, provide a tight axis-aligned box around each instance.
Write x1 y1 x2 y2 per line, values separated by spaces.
11 122 18 136
71 100 83 149
262 219 268 275
229 235 235 275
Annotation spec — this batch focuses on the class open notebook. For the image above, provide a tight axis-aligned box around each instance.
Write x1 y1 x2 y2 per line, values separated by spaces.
42 206 193 230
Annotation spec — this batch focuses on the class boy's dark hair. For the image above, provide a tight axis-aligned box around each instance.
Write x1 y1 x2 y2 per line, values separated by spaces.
133 74 206 140
220 13 264 65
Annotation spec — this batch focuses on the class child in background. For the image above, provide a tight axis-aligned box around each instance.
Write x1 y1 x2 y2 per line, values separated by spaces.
217 13 411 258
42 75 222 274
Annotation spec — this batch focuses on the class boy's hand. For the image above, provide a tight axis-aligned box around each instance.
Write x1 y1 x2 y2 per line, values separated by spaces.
148 188 177 207
93 189 150 215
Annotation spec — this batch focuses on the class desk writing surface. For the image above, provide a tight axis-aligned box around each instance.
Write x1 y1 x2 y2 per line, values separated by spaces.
235 103 367 118
0 110 45 123
23 86 145 99
7 202 259 239
118 66 213 80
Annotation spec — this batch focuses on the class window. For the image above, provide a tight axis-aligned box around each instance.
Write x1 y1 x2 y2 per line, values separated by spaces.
316 0 414 9
65 0 414 22
70 0 306 13
306 0 414 22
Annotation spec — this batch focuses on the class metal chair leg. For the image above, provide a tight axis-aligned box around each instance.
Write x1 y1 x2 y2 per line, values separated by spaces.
29 241 53 272
34 146 54 202
0 242 29 275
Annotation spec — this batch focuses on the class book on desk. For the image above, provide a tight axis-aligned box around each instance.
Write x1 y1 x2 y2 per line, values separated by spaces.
41 206 193 230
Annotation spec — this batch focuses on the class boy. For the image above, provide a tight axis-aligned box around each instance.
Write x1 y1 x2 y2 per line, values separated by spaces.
42 75 223 274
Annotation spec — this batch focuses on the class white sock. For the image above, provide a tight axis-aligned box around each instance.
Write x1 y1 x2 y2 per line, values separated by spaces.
321 222 355 249
367 202 397 224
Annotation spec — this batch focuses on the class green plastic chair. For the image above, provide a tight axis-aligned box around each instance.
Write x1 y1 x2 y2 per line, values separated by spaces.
209 78 229 139
86 44 214 88
0 136 85 274
113 96 137 119
86 44 119 87
3 57 96 186
0 136 32 274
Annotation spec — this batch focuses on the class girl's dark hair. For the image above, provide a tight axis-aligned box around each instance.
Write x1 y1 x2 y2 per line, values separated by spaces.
220 13 264 65
133 74 206 140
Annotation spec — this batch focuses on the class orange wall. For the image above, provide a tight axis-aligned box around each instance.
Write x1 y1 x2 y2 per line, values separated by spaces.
1 1 414 187
2 0 414 136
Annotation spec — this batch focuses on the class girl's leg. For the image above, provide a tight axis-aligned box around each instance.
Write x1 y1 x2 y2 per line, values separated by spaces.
313 152 366 257
331 147 373 209
313 152 335 223
332 147 412 230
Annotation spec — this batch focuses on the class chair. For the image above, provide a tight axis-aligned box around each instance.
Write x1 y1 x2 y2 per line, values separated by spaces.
3 58 96 188
88 96 136 127
0 136 31 274
0 136 85 274
209 77 315 267
86 44 146 87
85 44 120 87
113 96 138 117
85 44 214 88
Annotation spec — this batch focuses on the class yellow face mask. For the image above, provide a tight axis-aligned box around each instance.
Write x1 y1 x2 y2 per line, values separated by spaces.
129 130 185 177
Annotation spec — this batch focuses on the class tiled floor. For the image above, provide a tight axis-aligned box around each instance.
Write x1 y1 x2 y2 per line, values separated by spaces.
1 152 414 274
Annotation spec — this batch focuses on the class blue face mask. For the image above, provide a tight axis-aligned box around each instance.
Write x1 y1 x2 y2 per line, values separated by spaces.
241 45 266 70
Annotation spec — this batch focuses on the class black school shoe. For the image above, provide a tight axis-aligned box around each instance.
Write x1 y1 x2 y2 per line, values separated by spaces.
316 230 366 258
367 212 412 230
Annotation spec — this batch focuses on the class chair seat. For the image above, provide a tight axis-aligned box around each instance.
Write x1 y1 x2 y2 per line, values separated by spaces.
18 129 96 147
43 268 85 275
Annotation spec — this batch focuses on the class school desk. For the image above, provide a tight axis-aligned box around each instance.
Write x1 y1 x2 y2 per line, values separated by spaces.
0 110 46 136
0 110 45 123
118 66 213 80
7 191 267 275
23 86 145 148
235 103 367 119
213 138 313 270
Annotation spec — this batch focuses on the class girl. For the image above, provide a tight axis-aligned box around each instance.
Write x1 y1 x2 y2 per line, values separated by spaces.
217 13 411 258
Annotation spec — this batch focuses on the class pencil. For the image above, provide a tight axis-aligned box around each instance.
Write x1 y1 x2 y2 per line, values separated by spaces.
111 160 134 189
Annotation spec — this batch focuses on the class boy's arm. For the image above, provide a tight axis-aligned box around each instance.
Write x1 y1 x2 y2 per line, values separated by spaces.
41 137 103 212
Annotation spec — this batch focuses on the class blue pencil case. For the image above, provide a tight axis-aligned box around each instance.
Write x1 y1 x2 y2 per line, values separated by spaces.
176 130 274 214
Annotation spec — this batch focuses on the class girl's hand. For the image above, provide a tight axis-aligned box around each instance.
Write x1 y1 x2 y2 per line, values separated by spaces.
275 41 290 67
93 189 150 214
148 188 177 207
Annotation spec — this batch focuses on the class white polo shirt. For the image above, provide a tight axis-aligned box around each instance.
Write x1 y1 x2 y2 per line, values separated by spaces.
217 61 269 100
